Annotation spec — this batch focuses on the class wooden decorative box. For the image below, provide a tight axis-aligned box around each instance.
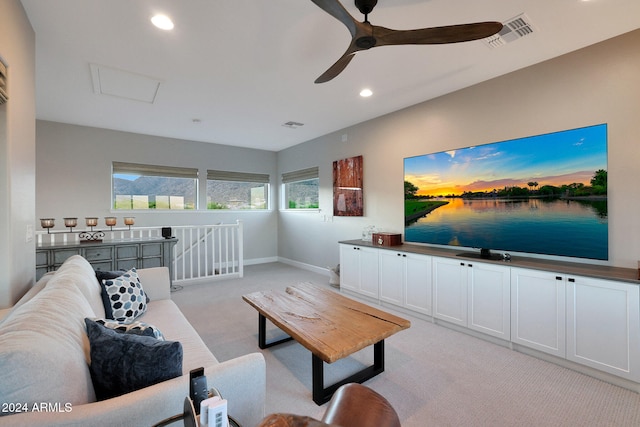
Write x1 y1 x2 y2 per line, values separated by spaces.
372 232 402 247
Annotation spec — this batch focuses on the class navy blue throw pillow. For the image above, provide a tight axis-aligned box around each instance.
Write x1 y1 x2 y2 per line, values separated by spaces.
85 318 183 401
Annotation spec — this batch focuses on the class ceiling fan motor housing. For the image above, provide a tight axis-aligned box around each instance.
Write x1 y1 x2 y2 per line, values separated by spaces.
356 35 377 49
355 0 377 15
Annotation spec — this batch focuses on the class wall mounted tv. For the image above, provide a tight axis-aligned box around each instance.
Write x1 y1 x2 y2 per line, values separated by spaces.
404 124 608 261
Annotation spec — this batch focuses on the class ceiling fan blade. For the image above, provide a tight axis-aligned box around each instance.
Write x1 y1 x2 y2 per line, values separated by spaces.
375 22 503 46
315 52 356 84
310 0 358 37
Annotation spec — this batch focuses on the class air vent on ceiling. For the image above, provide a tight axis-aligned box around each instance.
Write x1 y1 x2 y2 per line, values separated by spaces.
282 121 304 129
484 13 535 49
0 60 8 105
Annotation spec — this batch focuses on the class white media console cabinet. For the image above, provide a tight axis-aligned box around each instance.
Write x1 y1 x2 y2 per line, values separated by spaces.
339 240 640 391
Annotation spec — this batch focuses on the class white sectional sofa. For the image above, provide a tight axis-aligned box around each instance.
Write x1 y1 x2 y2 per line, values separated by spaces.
0 255 265 426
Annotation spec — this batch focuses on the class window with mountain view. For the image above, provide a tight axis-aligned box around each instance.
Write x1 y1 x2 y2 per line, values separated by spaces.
282 167 319 209
112 162 198 210
206 170 269 210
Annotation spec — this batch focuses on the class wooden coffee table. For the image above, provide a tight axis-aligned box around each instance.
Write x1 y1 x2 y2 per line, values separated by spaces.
242 283 410 404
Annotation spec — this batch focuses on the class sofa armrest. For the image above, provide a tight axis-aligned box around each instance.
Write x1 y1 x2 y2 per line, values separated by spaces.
137 266 172 301
0 353 266 427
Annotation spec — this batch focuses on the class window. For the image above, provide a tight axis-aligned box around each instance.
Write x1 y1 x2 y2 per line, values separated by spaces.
206 170 269 210
282 167 319 209
112 162 198 210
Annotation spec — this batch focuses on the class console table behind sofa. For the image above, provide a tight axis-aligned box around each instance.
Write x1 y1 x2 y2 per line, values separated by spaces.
36 237 177 280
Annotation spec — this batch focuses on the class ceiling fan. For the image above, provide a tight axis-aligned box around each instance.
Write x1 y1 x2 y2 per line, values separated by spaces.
310 0 503 83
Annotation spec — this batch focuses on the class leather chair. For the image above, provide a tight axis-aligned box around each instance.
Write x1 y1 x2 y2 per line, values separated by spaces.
258 383 401 427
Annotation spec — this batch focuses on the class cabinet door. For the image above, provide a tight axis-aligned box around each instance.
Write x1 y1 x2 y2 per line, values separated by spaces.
404 253 432 315
53 248 81 266
379 250 404 306
567 276 640 381
339 245 360 292
468 263 510 340
433 257 467 326
358 247 379 299
116 245 138 261
511 268 566 357
141 243 162 258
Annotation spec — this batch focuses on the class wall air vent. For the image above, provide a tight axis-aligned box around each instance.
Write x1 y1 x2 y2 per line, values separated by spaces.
0 60 8 105
484 13 535 49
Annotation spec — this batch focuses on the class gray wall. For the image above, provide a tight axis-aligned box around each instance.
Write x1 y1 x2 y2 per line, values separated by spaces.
16 27 640 311
0 0 36 308
277 29 640 271
35 121 278 264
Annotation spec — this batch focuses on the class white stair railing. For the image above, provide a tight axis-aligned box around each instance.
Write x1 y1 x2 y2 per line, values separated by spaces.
172 221 244 283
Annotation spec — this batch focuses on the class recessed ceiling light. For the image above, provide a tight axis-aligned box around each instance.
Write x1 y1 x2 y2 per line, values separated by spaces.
360 88 373 98
151 14 174 30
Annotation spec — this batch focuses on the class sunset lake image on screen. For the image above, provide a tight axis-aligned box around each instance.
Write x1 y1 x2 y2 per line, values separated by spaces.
403 124 608 260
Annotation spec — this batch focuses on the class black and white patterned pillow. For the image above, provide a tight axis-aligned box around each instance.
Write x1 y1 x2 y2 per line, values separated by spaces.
100 268 147 323
92 318 165 340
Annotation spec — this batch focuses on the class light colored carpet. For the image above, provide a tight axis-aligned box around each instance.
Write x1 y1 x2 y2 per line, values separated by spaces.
171 262 640 426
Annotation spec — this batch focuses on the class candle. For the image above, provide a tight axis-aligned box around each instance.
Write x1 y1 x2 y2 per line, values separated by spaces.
85 217 99 228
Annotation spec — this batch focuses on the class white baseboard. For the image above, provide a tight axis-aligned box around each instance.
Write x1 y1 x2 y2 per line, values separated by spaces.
277 257 330 277
244 256 278 266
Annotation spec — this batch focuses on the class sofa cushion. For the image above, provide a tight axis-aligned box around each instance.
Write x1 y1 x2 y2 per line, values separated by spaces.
85 319 183 401
56 255 106 318
0 278 97 410
139 299 219 372
100 268 147 323
92 318 165 340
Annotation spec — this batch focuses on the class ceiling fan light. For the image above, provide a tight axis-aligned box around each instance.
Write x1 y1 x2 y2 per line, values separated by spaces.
151 14 174 31
360 88 373 98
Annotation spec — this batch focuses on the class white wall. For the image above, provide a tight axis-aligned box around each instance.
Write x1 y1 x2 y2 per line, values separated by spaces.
0 0 36 308
35 121 278 264
277 29 640 270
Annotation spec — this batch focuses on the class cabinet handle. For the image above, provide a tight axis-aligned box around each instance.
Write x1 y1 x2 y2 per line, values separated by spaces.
468 264 473 267
568 278 575 283
556 276 562 280
402 254 407 257
397 253 401 256
460 262 465 266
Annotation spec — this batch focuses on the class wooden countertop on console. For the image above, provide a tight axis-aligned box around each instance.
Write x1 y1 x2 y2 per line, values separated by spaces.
340 240 639 285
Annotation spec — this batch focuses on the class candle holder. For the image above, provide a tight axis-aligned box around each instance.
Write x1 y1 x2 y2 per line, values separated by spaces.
79 217 104 242
38 216 137 241
124 217 135 230
63 217 78 232
40 218 55 233
105 217 117 230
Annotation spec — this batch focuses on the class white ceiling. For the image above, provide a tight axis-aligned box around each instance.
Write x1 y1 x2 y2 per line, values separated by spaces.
20 0 640 152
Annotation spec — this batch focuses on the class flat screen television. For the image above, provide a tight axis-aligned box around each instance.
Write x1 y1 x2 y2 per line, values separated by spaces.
403 123 608 261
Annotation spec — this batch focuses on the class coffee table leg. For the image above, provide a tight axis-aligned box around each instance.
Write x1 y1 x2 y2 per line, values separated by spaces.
258 313 294 349
312 340 385 405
